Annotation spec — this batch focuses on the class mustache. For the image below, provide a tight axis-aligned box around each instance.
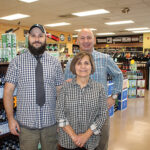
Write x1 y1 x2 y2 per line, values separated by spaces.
32 41 42 44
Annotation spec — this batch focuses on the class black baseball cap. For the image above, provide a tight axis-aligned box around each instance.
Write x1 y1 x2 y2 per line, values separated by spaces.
29 24 46 34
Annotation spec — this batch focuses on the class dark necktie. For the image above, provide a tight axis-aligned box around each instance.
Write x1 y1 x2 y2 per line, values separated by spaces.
35 56 45 107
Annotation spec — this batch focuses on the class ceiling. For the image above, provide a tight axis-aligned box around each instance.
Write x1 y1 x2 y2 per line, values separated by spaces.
0 0 150 36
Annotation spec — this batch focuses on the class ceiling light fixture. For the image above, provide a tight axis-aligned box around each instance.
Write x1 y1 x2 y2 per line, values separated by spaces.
0 13 30 20
125 27 149 31
96 32 115 36
133 30 150 33
105 20 134 25
74 28 97 32
19 0 39 3
72 9 110 17
45 22 71 27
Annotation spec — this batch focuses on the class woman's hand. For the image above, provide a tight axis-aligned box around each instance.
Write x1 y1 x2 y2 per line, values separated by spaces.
75 129 93 147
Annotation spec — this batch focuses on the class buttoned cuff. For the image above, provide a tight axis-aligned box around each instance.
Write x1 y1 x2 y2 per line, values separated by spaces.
90 124 100 135
58 119 69 127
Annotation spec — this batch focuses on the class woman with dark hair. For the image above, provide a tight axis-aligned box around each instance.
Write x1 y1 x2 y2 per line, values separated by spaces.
56 52 108 150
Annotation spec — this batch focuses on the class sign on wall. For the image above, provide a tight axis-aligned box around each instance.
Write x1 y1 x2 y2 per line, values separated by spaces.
96 35 143 44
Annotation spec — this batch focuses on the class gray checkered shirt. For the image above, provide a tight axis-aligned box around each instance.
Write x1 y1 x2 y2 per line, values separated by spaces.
5 50 64 129
56 78 108 150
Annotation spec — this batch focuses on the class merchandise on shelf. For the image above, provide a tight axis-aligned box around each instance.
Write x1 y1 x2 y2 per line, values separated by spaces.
136 89 145 97
127 70 145 98
129 80 136 88
118 88 128 101
109 106 114 117
137 79 145 88
128 87 137 98
0 33 17 63
122 78 128 89
107 82 114 97
118 99 127 111
118 88 128 111
0 134 20 150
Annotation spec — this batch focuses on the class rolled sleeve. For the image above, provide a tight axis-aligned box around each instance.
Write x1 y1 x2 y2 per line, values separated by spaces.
56 85 69 127
91 86 108 135
58 119 69 127
5 59 18 85
90 123 100 135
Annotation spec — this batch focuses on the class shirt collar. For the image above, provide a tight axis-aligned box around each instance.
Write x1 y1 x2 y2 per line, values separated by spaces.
27 50 46 60
72 78 93 88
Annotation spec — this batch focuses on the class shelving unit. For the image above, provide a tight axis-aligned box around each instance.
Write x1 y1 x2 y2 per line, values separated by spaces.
0 63 19 149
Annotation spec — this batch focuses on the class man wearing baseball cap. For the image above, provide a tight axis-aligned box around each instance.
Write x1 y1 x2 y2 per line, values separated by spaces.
4 24 64 150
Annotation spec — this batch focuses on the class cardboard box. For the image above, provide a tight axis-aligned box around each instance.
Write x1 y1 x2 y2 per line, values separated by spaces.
118 88 128 100
137 89 145 97
108 83 114 97
109 105 114 117
128 87 137 98
137 80 145 88
129 79 137 88
122 79 128 89
118 99 127 110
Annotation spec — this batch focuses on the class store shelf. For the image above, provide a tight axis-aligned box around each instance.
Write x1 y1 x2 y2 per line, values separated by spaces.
0 62 9 66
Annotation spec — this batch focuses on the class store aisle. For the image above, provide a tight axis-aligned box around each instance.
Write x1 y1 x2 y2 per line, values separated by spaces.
108 90 150 150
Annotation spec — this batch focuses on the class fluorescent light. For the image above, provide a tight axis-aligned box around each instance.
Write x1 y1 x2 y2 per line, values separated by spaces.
74 28 97 32
45 22 71 27
125 27 149 31
133 30 150 33
72 9 110 17
19 0 38 3
96 32 115 36
0 13 30 20
105 20 134 25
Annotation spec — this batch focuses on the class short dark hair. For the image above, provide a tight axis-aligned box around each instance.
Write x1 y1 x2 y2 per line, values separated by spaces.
70 51 95 75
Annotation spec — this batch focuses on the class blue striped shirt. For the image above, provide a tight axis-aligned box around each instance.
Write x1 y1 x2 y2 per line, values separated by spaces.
64 50 123 96
5 50 64 129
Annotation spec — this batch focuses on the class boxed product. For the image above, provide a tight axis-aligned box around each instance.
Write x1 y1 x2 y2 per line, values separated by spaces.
137 80 145 88
118 88 128 100
128 87 137 98
129 79 137 88
109 105 114 117
107 83 114 96
137 89 145 97
118 99 127 110
127 71 137 79
122 79 128 89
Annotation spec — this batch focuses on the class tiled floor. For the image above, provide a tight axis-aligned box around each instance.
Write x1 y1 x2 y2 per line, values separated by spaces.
108 90 150 150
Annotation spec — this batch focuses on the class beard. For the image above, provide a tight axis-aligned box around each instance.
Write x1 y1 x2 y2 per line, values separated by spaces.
28 41 46 56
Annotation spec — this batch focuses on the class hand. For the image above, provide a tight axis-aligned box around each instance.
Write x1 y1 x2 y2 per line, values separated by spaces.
66 78 72 82
71 134 79 145
107 97 115 109
8 118 20 136
74 133 90 148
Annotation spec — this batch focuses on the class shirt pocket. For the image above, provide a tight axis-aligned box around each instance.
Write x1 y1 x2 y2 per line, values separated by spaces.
84 92 100 109
44 66 55 85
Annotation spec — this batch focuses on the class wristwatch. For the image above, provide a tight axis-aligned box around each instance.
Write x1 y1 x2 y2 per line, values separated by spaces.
112 94 118 100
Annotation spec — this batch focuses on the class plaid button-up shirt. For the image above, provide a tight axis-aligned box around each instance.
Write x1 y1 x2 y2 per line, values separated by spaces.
56 78 108 150
64 50 123 96
5 50 64 129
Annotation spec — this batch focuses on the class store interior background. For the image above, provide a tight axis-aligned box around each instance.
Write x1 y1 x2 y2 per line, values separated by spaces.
0 0 150 150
